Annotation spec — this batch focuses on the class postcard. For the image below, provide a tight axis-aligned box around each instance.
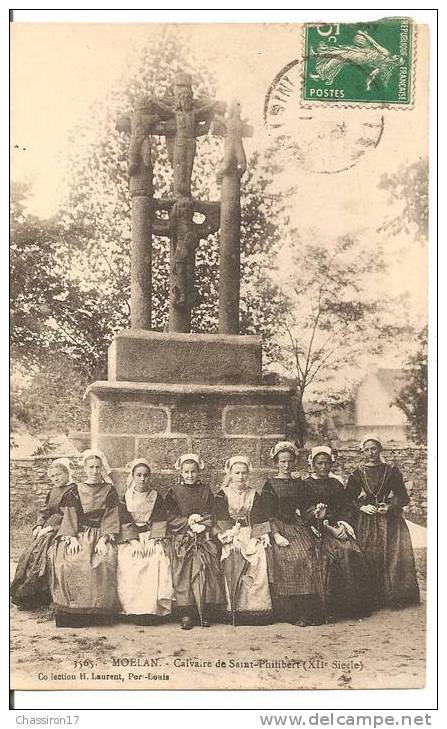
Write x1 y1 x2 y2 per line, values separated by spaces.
10 18 428 691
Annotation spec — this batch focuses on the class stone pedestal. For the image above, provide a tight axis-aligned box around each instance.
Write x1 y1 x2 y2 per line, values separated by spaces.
87 331 294 495
108 330 262 385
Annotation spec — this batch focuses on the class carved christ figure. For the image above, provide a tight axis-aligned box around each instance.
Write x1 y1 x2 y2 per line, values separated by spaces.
153 196 220 310
151 73 221 196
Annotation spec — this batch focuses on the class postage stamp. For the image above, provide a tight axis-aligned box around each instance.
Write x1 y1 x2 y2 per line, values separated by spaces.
302 17 414 106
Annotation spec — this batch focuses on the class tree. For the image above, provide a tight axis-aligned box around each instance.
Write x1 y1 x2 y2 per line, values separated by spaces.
378 157 428 243
276 234 411 444
11 183 116 378
11 353 91 436
394 326 428 443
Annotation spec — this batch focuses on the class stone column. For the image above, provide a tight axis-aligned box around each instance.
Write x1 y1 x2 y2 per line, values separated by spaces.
219 165 242 334
130 178 152 329
117 103 156 330
212 101 253 335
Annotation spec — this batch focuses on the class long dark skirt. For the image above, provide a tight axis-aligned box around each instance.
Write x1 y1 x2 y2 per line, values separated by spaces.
11 530 54 608
171 533 224 619
320 532 373 617
267 520 325 623
355 512 420 608
48 527 119 620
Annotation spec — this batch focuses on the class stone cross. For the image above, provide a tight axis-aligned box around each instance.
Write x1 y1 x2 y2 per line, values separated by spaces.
212 101 253 334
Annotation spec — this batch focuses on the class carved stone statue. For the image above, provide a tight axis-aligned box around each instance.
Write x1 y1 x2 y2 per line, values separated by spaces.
151 72 224 197
153 196 220 330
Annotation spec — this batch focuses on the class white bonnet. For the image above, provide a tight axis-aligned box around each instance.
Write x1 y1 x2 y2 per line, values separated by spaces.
308 445 334 467
270 441 300 460
81 448 113 484
125 458 152 487
360 432 383 449
224 456 253 473
174 453 205 471
48 457 73 481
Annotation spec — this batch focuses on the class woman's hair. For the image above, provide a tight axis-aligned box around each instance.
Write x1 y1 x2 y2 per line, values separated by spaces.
181 459 199 470
273 448 297 465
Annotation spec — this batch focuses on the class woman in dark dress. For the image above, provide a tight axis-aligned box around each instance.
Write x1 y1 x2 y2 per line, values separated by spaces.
263 441 325 627
164 453 224 630
214 456 273 625
48 449 121 627
345 433 420 609
11 458 74 609
301 446 373 619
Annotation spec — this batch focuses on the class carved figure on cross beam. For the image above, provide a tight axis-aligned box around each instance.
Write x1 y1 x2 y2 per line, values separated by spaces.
151 73 225 197
212 100 253 184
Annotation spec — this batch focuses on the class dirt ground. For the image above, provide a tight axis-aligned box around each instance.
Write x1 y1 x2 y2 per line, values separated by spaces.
10 551 427 692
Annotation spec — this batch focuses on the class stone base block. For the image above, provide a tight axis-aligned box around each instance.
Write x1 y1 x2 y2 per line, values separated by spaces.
108 330 262 385
87 380 295 495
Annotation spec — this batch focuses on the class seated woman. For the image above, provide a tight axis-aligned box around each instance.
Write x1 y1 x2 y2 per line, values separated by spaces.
117 458 173 624
11 458 74 609
345 434 420 610
164 453 224 630
214 456 273 626
301 446 373 620
263 442 324 627
48 449 121 627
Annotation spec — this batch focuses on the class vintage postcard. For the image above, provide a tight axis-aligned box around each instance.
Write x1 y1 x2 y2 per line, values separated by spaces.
10 18 429 692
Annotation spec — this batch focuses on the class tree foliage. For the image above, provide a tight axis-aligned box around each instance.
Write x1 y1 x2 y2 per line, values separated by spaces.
11 354 91 436
378 157 428 242
276 235 412 444
394 326 428 443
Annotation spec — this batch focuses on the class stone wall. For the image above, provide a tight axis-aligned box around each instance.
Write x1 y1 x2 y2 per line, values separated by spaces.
10 445 428 525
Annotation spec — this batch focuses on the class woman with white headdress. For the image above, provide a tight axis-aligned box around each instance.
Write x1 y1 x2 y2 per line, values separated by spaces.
263 442 325 626
345 434 419 609
213 456 273 625
301 445 373 619
11 457 75 609
48 449 121 627
116 458 173 623
164 453 224 630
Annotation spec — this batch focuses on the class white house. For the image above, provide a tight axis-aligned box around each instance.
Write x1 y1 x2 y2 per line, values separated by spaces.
339 366 409 443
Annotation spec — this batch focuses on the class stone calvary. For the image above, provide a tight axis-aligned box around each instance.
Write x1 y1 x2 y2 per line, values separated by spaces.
87 72 294 489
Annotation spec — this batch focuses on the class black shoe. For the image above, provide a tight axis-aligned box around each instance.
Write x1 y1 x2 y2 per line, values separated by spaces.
181 616 194 630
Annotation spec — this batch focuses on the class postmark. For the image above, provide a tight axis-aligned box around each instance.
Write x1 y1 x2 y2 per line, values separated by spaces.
264 59 384 174
303 18 414 107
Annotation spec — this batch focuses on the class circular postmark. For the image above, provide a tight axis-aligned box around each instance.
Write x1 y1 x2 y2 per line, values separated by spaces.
264 59 385 175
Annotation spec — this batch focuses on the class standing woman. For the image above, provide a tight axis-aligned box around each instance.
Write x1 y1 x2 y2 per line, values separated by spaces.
117 458 173 623
301 446 373 619
11 458 75 609
164 453 224 630
345 434 420 609
49 449 121 627
214 456 273 625
264 442 325 627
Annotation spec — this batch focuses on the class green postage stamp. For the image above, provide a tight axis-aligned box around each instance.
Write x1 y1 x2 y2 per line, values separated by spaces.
303 17 414 105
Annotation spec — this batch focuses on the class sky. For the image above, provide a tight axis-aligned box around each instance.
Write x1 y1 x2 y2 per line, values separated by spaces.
10 22 429 353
